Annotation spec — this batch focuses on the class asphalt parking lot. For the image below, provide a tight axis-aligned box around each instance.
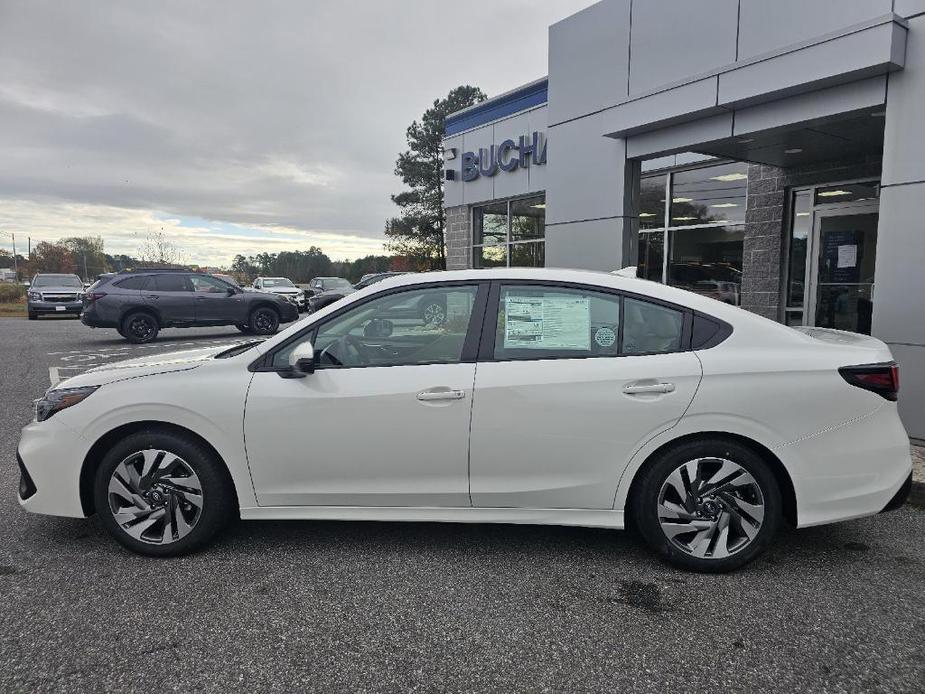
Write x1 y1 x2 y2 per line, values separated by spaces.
1 316 924 693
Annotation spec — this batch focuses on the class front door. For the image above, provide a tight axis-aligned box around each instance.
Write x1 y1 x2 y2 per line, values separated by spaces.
469 283 702 510
808 210 879 335
244 283 485 507
189 274 244 323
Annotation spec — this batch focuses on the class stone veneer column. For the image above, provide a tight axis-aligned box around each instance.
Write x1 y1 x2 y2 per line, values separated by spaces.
444 205 471 270
740 164 786 320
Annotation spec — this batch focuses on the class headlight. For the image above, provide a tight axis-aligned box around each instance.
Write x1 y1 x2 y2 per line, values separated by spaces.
28 291 40 301
33 386 99 422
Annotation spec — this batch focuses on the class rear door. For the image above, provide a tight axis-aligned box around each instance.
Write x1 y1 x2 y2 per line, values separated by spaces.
144 274 196 323
468 282 702 510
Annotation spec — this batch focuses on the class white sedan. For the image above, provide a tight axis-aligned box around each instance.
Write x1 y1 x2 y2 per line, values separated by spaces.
17 269 912 572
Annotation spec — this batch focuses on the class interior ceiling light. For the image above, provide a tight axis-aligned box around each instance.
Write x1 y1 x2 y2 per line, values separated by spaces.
638 212 656 217
710 203 738 208
710 173 748 182
531 203 546 209
818 190 852 197
784 148 803 154
672 197 693 203
672 216 697 221
796 212 810 217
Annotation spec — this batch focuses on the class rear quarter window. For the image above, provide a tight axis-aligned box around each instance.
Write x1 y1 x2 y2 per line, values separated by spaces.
114 276 150 290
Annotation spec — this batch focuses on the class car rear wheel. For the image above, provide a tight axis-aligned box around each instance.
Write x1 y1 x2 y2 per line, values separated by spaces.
421 299 446 326
93 429 234 557
249 306 279 335
121 311 159 343
631 438 781 573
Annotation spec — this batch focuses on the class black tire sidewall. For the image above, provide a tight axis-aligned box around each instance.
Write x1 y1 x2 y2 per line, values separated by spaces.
632 439 782 573
93 429 233 557
249 307 279 335
121 311 159 343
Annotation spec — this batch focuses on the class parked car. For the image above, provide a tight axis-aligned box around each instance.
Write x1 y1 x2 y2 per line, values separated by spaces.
305 276 355 313
212 273 241 288
18 268 911 571
80 269 298 343
27 273 85 320
252 276 305 311
355 271 409 289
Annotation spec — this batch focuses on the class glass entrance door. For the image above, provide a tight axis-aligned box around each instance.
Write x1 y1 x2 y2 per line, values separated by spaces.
809 211 879 334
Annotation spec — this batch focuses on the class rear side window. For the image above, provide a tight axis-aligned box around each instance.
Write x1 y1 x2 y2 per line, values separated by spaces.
494 285 621 360
153 274 191 292
622 298 684 355
114 276 150 290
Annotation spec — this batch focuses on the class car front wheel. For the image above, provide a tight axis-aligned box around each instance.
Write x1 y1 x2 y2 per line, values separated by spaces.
249 306 279 335
93 429 234 557
121 311 159 343
631 438 781 573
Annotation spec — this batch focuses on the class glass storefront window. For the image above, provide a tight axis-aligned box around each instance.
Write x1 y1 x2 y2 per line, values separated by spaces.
670 162 748 227
814 182 879 206
668 225 744 305
637 231 664 282
473 195 545 267
639 173 667 230
786 190 812 309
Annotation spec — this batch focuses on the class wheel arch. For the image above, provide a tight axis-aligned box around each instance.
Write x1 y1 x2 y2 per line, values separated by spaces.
119 305 162 328
622 431 797 527
79 420 239 517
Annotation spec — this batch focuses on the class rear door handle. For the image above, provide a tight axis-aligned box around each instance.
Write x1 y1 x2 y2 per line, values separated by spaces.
623 382 676 395
416 388 466 402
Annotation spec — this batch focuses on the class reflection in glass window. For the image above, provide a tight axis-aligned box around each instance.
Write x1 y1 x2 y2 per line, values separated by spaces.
668 225 744 305
474 201 507 246
494 285 621 360
623 298 683 355
274 286 479 369
639 174 667 230
637 231 664 282
670 162 748 227
786 190 812 309
472 195 545 267
814 182 879 205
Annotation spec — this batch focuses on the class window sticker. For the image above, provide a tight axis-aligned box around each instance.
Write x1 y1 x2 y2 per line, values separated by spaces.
504 294 591 350
593 326 616 348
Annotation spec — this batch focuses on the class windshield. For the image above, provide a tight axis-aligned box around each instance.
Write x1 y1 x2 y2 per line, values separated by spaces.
32 274 82 288
214 274 239 287
325 278 353 289
262 278 294 288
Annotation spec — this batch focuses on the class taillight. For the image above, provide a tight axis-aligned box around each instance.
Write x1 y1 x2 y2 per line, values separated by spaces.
838 362 899 401
86 292 107 303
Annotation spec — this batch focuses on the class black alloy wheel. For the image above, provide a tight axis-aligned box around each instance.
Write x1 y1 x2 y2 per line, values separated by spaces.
121 311 160 344
249 307 280 335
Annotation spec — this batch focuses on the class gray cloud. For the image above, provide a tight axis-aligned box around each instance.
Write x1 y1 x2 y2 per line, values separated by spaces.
0 0 592 259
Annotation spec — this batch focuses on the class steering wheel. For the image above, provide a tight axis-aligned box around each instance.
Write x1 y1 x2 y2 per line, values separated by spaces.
320 334 371 366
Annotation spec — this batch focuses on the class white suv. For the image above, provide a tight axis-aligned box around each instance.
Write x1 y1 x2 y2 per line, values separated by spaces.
252 276 305 311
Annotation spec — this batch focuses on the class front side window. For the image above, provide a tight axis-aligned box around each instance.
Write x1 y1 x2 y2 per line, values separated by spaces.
190 275 231 293
473 195 545 268
494 285 621 360
272 285 479 369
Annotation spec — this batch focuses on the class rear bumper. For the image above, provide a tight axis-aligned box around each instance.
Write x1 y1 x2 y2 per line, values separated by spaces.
881 473 912 512
80 309 118 329
783 404 913 528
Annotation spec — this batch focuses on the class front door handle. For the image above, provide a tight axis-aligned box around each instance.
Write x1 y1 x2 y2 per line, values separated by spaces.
623 382 676 395
416 388 466 402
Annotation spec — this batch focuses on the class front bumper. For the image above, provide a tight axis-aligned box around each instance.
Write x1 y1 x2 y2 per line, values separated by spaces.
279 302 299 322
17 418 88 518
28 300 83 315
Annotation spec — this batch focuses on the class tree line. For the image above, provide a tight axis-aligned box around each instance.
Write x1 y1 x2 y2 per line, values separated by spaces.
229 249 415 284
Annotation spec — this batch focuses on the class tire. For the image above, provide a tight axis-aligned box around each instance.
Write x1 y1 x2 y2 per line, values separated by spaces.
27 312 37 320
93 428 234 557
249 306 279 335
121 311 159 344
421 298 447 326
631 438 781 573
235 324 253 334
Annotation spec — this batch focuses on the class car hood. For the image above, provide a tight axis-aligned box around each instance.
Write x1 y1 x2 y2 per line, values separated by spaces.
261 287 301 294
51 344 237 390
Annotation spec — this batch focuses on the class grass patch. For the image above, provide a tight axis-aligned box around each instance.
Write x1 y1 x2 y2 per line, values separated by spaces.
0 299 26 317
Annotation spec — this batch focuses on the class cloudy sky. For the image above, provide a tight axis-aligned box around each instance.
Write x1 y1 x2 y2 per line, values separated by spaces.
0 0 592 266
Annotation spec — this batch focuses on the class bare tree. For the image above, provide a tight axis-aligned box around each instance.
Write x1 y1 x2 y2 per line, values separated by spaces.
138 229 183 266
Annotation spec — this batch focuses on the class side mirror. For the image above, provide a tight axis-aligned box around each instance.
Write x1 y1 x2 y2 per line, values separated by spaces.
226 287 236 296
282 341 314 378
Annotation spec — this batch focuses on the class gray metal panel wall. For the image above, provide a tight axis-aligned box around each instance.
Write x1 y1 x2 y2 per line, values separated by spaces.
628 0 738 94
547 0 630 126
737 0 892 60
545 218 626 271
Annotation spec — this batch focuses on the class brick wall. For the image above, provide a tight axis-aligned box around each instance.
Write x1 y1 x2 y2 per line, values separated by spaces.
740 156 882 320
445 205 471 270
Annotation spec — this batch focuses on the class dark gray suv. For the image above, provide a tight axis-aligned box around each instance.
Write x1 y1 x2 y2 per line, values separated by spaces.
81 270 299 343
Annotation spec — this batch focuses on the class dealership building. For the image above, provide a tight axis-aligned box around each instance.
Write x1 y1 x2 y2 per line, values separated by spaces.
442 0 925 439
